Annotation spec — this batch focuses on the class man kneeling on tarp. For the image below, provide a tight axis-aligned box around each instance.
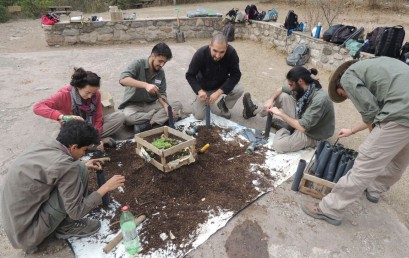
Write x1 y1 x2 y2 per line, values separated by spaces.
1 120 125 254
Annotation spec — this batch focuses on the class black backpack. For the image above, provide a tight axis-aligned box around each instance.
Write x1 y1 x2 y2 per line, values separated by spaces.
257 11 266 21
223 23 235 42
400 42 409 63
286 43 310 66
245 4 259 20
284 10 299 30
375 26 405 58
363 27 387 54
330 25 357 44
323 24 344 42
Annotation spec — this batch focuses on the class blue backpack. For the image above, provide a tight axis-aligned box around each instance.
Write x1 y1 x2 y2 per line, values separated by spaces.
263 8 278 22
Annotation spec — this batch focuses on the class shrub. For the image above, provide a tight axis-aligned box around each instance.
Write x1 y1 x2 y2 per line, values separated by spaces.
0 5 11 23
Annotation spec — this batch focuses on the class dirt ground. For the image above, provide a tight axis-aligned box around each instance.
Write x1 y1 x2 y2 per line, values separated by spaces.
0 1 409 257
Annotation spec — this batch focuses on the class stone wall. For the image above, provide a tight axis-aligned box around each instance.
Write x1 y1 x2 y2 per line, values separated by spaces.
43 17 223 46
43 17 372 71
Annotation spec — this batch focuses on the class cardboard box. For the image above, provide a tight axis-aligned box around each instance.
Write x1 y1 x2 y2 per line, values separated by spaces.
110 11 123 21
100 90 115 116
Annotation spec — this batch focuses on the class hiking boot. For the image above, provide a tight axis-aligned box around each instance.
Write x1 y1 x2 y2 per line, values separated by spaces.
271 118 295 133
101 137 116 148
217 97 231 119
365 190 380 203
24 246 38 255
55 218 101 239
134 122 152 134
301 200 342 226
242 92 257 119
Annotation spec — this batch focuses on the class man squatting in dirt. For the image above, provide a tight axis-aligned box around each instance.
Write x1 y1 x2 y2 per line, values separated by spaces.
242 66 335 153
33 67 125 151
301 57 409 226
119 42 183 134
186 33 243 120
1 120 125 254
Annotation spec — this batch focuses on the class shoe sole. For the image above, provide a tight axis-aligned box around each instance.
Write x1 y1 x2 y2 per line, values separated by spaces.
301 203 342 226
55 226 101 239
365 191 379 203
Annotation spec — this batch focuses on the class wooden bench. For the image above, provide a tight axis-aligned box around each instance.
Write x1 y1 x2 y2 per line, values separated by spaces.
131 2 143 9
48 6 72 16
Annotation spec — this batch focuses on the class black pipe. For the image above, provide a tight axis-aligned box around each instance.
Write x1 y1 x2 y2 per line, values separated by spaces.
264 113 273 138
96 171 109 206
205 104 211 129
324 149 342 181
313 143 332 178
167 105 175 129
342 158 355 177
291 159 307 191
333 154 347 183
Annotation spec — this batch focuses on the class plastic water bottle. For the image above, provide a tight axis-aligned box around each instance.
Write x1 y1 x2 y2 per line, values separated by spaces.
315 22 322 38
120 206 141 255
303 22 309 34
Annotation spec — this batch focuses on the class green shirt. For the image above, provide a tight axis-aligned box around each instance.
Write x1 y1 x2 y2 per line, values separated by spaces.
282 85 335 140
118 58 167 109
341 57 409 127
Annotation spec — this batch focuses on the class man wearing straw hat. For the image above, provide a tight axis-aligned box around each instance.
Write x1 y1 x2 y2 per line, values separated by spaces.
301 57 409 225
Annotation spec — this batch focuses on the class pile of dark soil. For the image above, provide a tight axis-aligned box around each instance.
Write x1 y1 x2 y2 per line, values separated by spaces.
88 126 276 256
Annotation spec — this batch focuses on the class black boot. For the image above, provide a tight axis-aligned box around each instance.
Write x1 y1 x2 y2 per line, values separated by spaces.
242 92 258 119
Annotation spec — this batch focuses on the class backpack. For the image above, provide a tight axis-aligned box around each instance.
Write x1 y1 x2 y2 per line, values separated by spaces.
330 25 358 44
224 8 237 23
375 26 405 58
245 4 259 20
263 8 278 22
400 42 409 62
223 23 235 42
284 10 299 30
323 24 344 42
257 11 266 21
363 27 387 54
41 12 59 25
235 10 245 23
286 43 310 66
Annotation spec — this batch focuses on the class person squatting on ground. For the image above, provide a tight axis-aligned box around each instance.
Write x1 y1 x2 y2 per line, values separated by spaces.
1 120 125 254
242 66 335 153
186 33 243 120
33 67 125 151
119 42 183 134
301 57 409 226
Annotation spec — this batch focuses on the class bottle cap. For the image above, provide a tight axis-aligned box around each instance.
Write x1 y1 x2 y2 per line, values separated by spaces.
122 206 129 211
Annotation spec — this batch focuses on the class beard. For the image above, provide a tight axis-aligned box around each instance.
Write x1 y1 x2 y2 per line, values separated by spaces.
294 82 305 100
151 60 160 72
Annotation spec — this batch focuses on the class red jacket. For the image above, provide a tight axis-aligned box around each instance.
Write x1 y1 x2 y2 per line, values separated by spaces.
33 85 103 137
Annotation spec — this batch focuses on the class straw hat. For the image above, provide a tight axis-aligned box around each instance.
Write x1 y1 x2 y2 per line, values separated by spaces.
328 60 358 103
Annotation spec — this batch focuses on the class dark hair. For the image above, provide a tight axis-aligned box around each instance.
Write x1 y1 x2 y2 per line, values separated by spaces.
211 33 228 46
152 43 173 60
57 120 100 148
70 67 101 89
286 67 322 89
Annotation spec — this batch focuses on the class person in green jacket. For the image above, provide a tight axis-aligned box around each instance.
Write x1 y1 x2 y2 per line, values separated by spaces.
243 66 335 153
301 57 409 226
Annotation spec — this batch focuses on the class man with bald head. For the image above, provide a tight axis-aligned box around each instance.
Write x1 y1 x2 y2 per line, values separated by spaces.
186 33 243 119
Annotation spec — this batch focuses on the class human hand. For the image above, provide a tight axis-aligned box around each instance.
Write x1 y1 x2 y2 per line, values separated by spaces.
263 99 274 111
268 107 282 116
208 91 222 105
104 175 125 192
145 84 159 94
198 90 208 102
337 128 353 138
96 141 104 152
85 159 103 172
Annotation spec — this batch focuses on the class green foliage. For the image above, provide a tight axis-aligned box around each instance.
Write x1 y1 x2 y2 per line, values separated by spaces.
17 0 54 18
53 0 109 13
152 135 177 149
0 5 11 23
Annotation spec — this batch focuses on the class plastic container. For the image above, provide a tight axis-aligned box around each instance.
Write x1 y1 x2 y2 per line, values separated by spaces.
303 22 309 34
315 22 322 38
120 206 141 255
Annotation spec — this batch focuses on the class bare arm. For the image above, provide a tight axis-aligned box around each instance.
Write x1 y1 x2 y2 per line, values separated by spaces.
119 77 159 94
269 107 306 133
264 87 283 110
337 122 370 138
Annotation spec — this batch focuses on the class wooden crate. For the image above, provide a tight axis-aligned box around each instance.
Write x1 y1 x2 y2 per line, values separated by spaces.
135 126 196 173
298 159 335 199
